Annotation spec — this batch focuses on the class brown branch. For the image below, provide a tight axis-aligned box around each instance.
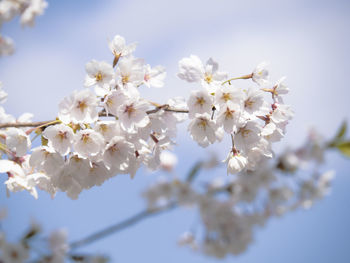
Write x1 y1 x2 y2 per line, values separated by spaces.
0 120 56 129
0 106 189 130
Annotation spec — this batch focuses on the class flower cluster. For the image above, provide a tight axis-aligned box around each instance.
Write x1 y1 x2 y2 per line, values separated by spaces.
0 211 108 263
0 35 186 199
0 35 296 200
179 55 293 173
143 134 335 258
0 0 48 56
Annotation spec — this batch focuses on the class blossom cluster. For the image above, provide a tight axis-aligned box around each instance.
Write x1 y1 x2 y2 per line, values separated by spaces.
0 35 186 199
0 0 48 56
179 56 293 174
143 132 335 258
0 211 108 263
0 34 296 200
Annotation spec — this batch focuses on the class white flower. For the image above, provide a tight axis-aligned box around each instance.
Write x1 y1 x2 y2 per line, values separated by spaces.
225 151 248 174
94 121 123 142
102 89 128 116
118 99 150 133
103 136 134 171
187 90 213 119
316 170 335 198
214 86 244 107
49 229 69 259
0 34 14 56
20 0 48 27
235 121 262 152
143 64 166 88
58 89 98 124
177 55 227 93
216 101 242 133
5 127 31 157
272 76 289 102
188 113 218 147
109 35 137 59
0 160 45 199
261 122 284 142
0 1 20 22
159 150 177 172
0 81 8 103
242 88 269 119
201 57 227 92
43 124 74 155
178 232 197 249
116 56 144 88
270 103 294 123
252 62 269 86
0 242 29 263
84 60 114 92
0 106 15 123
30 146 65 176
177 55 203 83
74 129 105 158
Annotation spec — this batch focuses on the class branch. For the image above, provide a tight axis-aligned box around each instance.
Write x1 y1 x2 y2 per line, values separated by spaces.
69 161 203 250
69 202 177 250
0 120 57 129
0 105 189 130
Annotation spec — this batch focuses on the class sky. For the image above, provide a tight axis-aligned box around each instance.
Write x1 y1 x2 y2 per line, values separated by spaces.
1 0 350 262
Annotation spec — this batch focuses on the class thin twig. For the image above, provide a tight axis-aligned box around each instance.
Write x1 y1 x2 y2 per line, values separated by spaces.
0 120 56 129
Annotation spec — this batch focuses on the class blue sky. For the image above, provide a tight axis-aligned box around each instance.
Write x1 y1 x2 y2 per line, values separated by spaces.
1 0 350 262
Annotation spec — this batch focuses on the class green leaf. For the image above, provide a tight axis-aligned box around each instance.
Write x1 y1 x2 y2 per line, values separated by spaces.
328 121 347 147
336 141 350 157
41 135 48 146
335 121 347 141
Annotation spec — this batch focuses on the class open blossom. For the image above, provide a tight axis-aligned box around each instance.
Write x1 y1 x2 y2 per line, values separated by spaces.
143 64 166 88
177 55 227 93
102 136 134 171
117 99 150 133
270 103 294 124
242 88 269 119
216 101 242 133
84 60 114 90
73 129 105 158
43 124 74 155
102 89 128 116
252 62 269 86
109 35 136 60
0 160 45 199
215 86 244 107
188 113 218 147
271 76 289 102
5 128 31 157
116 56 144 88
30 146 65 176
187 90 213 119
58 89 98 124
234 121 262 152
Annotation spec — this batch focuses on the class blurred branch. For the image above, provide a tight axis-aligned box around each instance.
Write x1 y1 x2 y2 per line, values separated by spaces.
69 202 177 250
70 161 202 250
